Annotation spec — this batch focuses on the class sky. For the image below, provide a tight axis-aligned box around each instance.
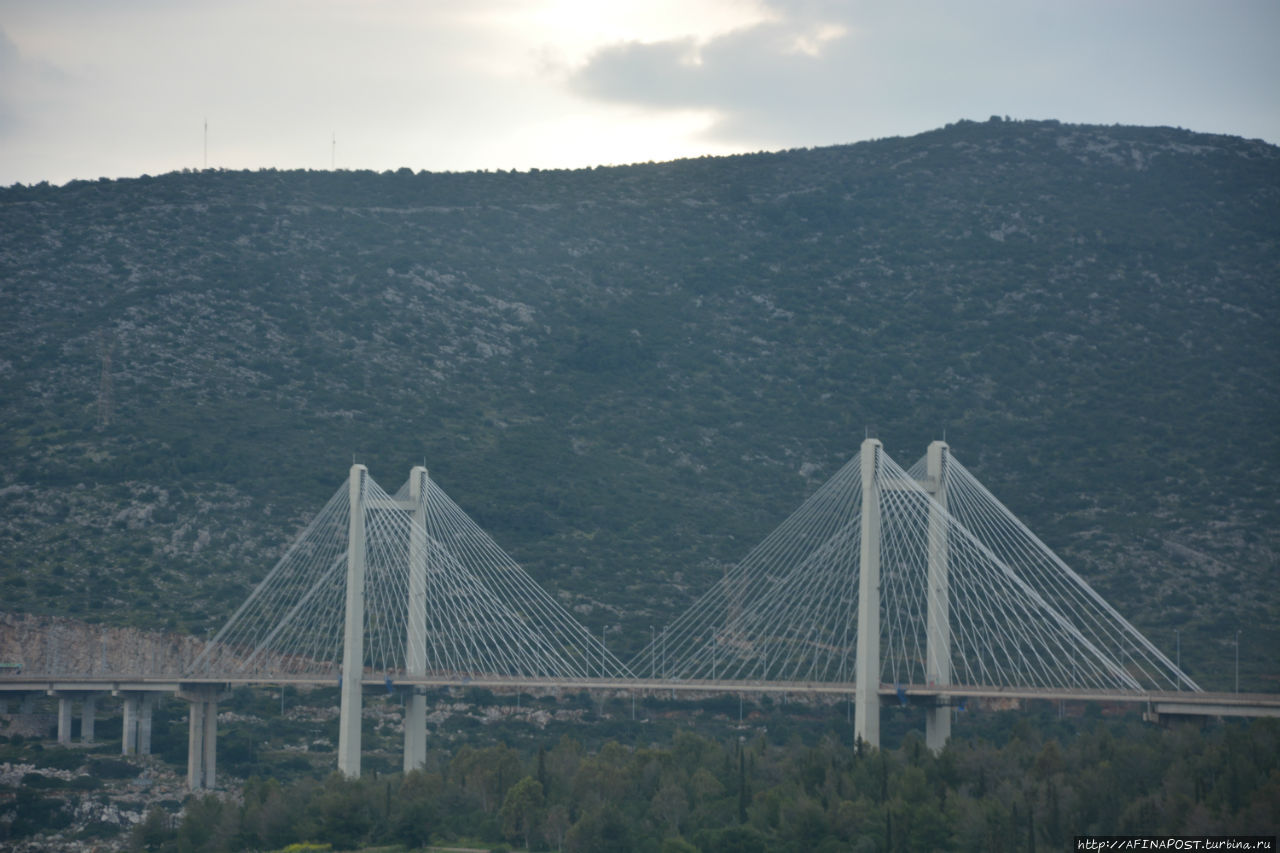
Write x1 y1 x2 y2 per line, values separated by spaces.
1 0 1278 186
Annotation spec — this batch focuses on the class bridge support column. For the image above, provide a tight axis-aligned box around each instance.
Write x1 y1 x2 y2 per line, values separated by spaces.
855 438 882 749
181 686 220 790
122 693 140 755
338 464 368 779
924 441 952 753
57 694 73 744
120 693 154 754
53 693 102 745
82 694 97 744
138 694 154 755
404 466 429 773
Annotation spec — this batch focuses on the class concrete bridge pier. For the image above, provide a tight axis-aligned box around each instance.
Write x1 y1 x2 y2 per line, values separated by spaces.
56 693 73 744
51 692 101 745
122 694 138 754
404 687 428 772
180 685 221 789
137 694 153 754
82 694 96 743
119 692 154 755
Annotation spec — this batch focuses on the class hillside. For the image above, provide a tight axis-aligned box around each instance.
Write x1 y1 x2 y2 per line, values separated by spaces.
1 118 1277 689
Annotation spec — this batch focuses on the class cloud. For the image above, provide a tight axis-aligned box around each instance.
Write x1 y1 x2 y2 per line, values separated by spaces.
567 0 1280 151
568 9 867 148
0 25 78 140
570 38 704 107
567 0 959 149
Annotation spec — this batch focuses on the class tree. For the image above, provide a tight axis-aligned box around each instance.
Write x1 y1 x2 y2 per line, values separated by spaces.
390 770 441 848
129 806 177 852
306 774 375 850
451 744 524 813
689 767 724 808
543 804 572 853
780 794 827 850
565 803 633 853
546 735 584 801
500 775 545 850
650 782 689 837
174 794 237 853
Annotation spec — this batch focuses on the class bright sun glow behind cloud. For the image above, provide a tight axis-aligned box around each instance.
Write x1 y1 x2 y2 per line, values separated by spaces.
487 0 778 66
428 0 779 170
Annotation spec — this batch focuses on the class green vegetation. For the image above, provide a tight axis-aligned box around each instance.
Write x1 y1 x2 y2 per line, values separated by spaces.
115 716 1279 852
4 687 1278 848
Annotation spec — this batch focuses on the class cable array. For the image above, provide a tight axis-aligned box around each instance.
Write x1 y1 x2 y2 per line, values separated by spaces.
633 453 866 684
878 451 1131 691
185 446 1193 695
189 483 352 678
631 445 1197 693
904 451 1199 692
398 472 633 680
189 468 632 682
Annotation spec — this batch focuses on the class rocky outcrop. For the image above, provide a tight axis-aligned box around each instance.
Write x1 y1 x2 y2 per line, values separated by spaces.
0 613 205 677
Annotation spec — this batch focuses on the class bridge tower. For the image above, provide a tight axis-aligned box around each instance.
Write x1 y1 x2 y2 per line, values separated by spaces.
338 464 367 778
854 437 953 751
854 437 882 748
923 440 952 753
404 465 430 772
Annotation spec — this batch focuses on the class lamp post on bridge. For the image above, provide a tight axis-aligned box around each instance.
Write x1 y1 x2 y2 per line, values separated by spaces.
1234 630 1240 694
650 626 655 680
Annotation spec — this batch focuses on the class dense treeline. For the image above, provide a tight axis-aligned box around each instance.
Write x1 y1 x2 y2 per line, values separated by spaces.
130 718 1280 852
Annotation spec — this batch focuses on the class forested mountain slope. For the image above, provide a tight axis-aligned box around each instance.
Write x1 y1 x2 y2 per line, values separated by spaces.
1 118 1276 688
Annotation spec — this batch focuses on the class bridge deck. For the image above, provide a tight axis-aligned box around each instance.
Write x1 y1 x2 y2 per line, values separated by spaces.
2 675 1277 717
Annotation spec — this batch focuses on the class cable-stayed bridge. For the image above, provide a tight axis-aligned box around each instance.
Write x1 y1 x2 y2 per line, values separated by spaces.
3 439 1277 791
632 439 1202 750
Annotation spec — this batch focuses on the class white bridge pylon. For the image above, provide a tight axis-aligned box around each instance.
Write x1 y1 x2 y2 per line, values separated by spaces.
189 464 633 778
633 438 1200 750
